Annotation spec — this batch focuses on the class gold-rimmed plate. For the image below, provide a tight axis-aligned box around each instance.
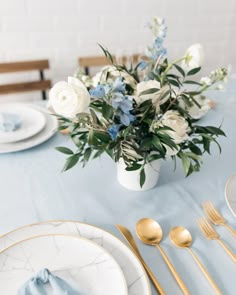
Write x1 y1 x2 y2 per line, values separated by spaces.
0 220 151 295
225 173 236 217
0 234 128 295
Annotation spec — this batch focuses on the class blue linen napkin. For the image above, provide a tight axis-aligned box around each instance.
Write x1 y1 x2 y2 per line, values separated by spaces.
0 112 21 132
18 268 86 295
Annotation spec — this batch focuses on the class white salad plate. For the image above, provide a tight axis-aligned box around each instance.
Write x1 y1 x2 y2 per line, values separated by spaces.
0 105 58 153
0 221 151 295
225 174 236 217
0 234 128 295
0 103 46 143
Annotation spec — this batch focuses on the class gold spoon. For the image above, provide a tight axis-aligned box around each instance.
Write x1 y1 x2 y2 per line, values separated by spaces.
136 218 190 295
169 226 222 295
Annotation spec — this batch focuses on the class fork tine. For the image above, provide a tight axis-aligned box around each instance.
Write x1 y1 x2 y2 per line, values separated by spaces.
202 217 218 236
203 202 216 222
198 218 210 237
201 218 212 235
208 202 224 220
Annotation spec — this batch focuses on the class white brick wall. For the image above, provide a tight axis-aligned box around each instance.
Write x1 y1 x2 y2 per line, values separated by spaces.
0 0 235 101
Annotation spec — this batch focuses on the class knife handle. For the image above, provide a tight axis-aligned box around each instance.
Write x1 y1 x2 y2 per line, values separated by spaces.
138 255 166 295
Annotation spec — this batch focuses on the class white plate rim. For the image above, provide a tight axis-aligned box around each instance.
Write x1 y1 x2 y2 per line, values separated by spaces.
0 233 128 295
225 173 236 217
0 220 151 295
0 103 46 143
0 105 58 153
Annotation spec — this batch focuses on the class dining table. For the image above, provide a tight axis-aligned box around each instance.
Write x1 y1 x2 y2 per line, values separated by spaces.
0 78 236 295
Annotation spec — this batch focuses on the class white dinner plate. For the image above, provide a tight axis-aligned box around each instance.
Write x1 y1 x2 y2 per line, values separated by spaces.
0 234 127 295
225 174 236 217
0 103 46 143
0 105 58 153
0 221 151 295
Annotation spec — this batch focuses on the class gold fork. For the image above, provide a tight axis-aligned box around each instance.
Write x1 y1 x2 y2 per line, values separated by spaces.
203 201 236 238
198 217 236 263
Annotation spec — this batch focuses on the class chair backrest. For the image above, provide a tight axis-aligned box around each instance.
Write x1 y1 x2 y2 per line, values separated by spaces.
0 59 51 100
78 54 140 75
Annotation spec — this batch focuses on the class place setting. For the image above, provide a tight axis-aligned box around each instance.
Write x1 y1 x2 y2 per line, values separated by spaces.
0 103 58 153
0 199 235 295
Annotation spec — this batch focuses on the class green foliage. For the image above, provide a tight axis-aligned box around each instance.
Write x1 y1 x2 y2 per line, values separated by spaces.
55 20 227 188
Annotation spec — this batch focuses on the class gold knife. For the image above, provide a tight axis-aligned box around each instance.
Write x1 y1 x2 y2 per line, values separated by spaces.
116 224 166 295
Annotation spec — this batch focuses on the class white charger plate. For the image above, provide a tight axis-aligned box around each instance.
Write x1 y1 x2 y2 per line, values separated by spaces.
0 105 58 153
0 103 46 143
225 174 236 217
0 221 151 295
0 234 127 295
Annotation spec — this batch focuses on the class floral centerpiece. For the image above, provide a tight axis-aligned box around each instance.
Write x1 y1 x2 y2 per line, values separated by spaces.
48 17 227 191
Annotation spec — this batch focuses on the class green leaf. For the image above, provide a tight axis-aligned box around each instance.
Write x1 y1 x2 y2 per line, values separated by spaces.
183 80 201 85
138 88 159 96
147 153 163 162
63 154 80 171
168 79 180 88
102 103 114 120
93 150 104 159
126 163 142 171
140 167 146 188
181 156 191 175
206 126 226 136
55 147 74 155
189 143 202 155
152 135 165 154
83 147 92 163
174 64 185 76
94 131 110 143
187 67 201 76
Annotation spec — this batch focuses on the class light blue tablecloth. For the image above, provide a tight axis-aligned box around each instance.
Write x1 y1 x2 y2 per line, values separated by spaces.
0 80 236 295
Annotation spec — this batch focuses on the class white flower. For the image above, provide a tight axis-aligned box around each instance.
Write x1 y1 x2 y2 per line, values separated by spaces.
48 77 90 118
161 110 190 144
183 43 204 70
135 80 169 110
200 76 212 86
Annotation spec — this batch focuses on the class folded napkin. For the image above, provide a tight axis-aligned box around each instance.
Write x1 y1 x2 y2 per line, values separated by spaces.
0 112 21 132
18 268 86 295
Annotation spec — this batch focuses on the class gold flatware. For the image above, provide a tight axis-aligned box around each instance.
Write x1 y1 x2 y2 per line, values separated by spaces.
136 218 190 295
198 217 236 262
116 224 166 295
170 226 222 295
202 201 236 238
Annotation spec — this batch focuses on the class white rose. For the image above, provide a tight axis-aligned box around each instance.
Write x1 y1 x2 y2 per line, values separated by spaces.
183 43 204 70
179 96 212 119
135 80 169 110
161 110 190 144
48 77 90 118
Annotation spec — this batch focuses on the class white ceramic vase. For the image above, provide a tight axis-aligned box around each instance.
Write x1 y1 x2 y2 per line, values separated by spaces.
117 158 161 191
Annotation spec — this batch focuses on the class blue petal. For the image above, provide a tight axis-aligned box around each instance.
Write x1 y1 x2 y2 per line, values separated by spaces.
108 124 121 140
113 77 126 93
89 85 105 98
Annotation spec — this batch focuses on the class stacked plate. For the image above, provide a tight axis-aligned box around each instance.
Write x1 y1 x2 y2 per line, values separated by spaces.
0 103 58 153
0 221 151 294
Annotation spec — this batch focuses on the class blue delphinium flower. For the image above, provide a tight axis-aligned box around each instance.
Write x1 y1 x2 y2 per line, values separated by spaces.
112 93 135 126
89 84 105 98
146 18 167 61
108 124 122 140
113 77 126 93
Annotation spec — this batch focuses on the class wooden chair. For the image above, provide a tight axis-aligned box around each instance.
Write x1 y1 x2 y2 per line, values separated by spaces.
78 54 140 75
0 59 51 100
